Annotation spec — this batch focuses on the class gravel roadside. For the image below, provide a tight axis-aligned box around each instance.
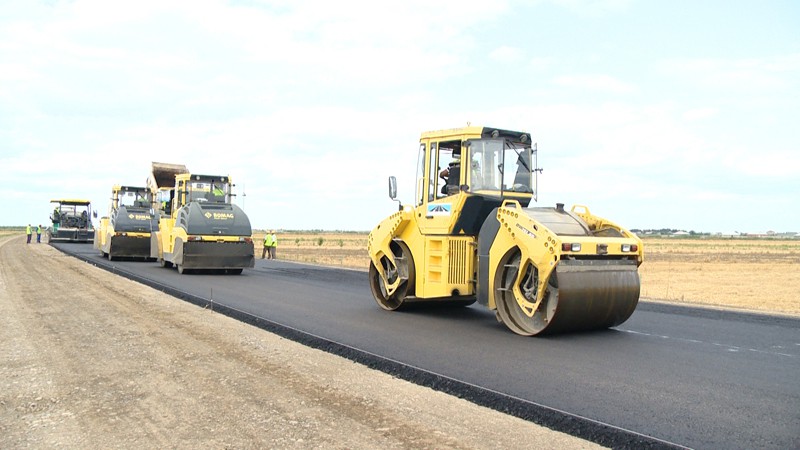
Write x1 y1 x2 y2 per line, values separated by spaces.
0 235 600 449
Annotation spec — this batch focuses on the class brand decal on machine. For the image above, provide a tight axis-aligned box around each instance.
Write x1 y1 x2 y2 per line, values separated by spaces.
128 214 151 221
205 212 235 220
515 223 536 238
427 204 452 216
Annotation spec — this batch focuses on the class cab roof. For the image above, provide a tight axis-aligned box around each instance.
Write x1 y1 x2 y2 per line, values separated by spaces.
112 185 148 193
420 126 531 143
177 173 230 183
50 199 91 206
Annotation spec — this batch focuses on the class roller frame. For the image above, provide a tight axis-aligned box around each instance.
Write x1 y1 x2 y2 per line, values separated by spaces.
486 200 643 335
367 208 413 299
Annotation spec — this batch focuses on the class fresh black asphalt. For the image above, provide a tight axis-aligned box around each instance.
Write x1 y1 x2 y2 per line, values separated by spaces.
54 243 800 450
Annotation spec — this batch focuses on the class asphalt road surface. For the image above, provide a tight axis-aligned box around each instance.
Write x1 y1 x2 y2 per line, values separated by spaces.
56 243 800 449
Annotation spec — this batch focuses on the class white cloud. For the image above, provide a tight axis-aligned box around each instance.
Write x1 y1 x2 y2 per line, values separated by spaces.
657 53 800 91
682 107 718 121
547 0 633 16
528 57 554 71
552 74 636 93
489 46 524 63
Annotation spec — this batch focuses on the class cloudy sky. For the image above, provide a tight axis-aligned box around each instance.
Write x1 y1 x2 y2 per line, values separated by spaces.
1 0 798 233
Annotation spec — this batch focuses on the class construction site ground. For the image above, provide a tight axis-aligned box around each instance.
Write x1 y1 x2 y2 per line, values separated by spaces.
0 235 600 449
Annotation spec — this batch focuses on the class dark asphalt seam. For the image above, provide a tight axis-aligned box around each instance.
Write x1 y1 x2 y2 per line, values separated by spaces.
55 244 688 450
637 301 799 327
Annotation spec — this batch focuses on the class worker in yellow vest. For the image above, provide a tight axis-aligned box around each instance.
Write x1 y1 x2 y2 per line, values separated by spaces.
262 230 274 259
268 230 277 260
52 207 61 231
36 225 43 243
26 224 32 244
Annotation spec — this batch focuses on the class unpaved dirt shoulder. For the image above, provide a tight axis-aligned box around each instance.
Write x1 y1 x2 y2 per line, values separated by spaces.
0 235 599 449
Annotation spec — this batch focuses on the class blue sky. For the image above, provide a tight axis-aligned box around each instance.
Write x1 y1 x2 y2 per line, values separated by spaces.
1 0 798 233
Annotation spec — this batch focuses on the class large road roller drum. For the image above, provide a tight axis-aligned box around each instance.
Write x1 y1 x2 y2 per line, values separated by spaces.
483 203 643 336
494 250 640 336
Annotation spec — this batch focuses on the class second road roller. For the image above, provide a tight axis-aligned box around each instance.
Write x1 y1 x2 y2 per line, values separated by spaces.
149 162 255 274
367 126 644 336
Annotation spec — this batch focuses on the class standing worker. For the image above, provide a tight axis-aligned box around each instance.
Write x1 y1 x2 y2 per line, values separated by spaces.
262 229 274 259
52 207 60 231
36 224 42 243
26 224 32 244
212 183 225 198
268 230 278 260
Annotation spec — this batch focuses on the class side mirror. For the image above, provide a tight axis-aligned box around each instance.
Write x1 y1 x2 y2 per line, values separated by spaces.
92 211 98 219
388 176 397 200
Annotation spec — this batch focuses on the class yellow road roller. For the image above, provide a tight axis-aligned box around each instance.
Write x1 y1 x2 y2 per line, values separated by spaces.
367 126 644 336
149 164 255 274
95 185 156 260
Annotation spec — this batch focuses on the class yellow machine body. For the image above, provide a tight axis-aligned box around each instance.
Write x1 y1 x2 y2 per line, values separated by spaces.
367 126 644 336
94 185 155 260
149 164 255 274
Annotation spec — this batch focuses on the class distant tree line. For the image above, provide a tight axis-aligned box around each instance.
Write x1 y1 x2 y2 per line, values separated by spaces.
275 229 370 234
631 228 798 239
631 228 710 236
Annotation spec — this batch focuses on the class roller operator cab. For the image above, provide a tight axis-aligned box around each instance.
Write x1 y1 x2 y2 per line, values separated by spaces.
94 185 157 260
151 172 255 274
367 126 644 336
48 199 95 243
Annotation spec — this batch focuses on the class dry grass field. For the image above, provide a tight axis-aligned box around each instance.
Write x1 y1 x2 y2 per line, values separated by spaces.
0 229 23 239
260 231 800 316
638 238 799 315
260 231 369 269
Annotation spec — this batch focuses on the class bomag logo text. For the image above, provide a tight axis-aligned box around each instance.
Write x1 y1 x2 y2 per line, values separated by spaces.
129 214 151 221
209 212 234 220
515 223 536 239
